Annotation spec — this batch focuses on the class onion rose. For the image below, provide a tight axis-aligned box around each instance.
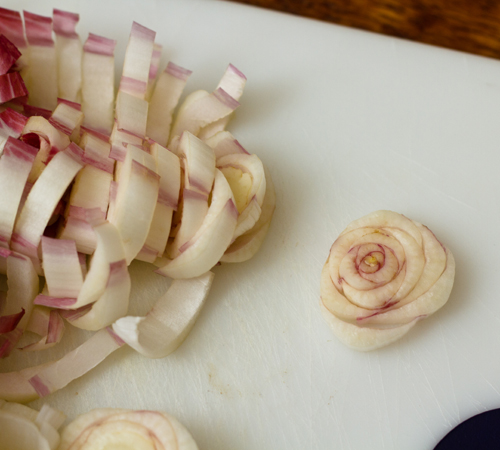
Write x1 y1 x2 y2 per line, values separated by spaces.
58 408 198 450
320 210 455 351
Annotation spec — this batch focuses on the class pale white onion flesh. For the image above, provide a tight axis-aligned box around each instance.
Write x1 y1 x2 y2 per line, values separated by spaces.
136 142 180 263
146 61 191 146
108 145 160 264
21 116 71 183
41 237 83 299
0 400 65 450
11 146 83 262
71 215 129 313
113 271 213 358
220 166 276 263
217 152 266 240
320 210 455 351
58 408 198 450
21 306 65 352
0 137 38 248
24 12 57 111
167 132 215 259
81 34 116 135
145 43 162 101
197 64 246 140
156 170 238 279
53 9 82 103
0 250 39 357
169 88 239 148
49 101 84 143
204 130 249 162
0 327 124 403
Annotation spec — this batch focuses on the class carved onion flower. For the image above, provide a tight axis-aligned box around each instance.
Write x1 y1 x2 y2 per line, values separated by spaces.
320 210 455 351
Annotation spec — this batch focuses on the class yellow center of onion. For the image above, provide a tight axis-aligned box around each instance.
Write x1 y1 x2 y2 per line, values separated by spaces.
364 255 378 266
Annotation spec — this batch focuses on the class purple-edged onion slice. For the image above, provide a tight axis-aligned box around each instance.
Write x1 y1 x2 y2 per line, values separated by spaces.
0 400 65 450
220 166 275 263
24 11 57 111
146 61 191 146
157 170 237 279
58 408 198 450
0 327 124 403
81 33 116 135
113 271 213 358
53 9 82 103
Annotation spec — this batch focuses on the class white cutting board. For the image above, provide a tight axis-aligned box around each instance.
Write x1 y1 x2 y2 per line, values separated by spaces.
2 0 500 448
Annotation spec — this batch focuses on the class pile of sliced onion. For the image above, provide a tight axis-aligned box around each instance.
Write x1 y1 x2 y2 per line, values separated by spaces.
0 7 275 403
320 210 455 351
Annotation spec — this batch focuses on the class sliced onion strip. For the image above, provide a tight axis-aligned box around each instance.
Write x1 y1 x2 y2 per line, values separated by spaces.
23 11 57 110
146 61 192 146
109 146 160 264
198 64 246 140
169 88 239 147
41 237 83 298
113 271 213 358
0 327 124 403
11 144 83 261
81 33 116 134
136 142 180 263
157 170 237 279
0 136 37 248
53 9 82 103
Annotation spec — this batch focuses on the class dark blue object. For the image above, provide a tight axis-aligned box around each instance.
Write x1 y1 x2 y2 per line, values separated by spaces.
434 408 500 449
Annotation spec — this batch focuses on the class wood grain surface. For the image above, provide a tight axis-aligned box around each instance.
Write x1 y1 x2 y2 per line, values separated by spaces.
228 0 500 59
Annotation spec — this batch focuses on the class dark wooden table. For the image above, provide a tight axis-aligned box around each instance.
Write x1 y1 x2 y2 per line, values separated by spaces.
228 0 500 59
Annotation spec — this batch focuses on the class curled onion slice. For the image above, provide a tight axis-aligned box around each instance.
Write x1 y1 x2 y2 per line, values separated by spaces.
136 142 180 263
21 306 65 352
0 327 124 403
320 210 456 351
21 115 71 183
108 145 160 264
157 170 237 279
0 137 37 248
217 152 266 240
169 87 239 148
11 144 83 263
113 271 213 358
220 166 276 263
70 212 129 316
58 408 198 450
167 132 215 259
204 130 249 162
0 250 39 357
0 401 65 450
197 64 246 140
